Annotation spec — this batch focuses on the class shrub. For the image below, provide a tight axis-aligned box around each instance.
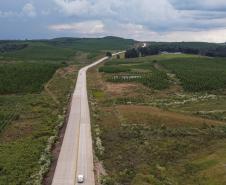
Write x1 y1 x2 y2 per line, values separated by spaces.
99 66 131 73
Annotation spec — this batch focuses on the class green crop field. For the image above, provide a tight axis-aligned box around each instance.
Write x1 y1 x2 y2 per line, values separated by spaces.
0 36 135 184
0 62 61 94
88 53 226 185
3 36 226 185
159 57 226 92
99 57 170 90
0 67 78 184
99 66 131 73
100 54 226 92
0 42 75 61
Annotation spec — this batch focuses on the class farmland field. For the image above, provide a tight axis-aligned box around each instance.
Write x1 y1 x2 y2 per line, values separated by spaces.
0 37 135 184
99 57 170 90
0 70 77 184
159 57 226 92
0 42 75 61
88 54 226 185
0 62 61 94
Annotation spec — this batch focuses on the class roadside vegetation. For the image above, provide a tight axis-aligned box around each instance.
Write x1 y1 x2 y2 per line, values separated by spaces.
88 53 226 185
0 66 77 184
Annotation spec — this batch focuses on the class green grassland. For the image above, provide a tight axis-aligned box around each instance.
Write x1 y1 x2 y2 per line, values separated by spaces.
88 53 226 185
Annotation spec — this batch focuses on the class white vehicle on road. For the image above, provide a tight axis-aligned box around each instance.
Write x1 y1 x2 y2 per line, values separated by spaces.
77 174 84 183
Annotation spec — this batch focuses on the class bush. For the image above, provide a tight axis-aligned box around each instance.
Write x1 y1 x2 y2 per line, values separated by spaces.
106 52 112 57
99 66 131 73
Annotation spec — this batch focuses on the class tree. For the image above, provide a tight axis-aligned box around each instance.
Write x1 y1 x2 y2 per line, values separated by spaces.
106 52 112 57
125 48 139 58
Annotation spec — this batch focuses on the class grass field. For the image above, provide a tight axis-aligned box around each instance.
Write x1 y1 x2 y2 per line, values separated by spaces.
88 54 226 185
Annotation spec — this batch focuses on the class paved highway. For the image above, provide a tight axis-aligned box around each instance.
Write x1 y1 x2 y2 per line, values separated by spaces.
52 52 124 185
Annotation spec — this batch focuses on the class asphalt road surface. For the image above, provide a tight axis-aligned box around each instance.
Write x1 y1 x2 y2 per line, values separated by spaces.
52 52 124 185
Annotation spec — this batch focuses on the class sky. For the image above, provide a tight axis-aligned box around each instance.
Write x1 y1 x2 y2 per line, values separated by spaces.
0 0 226 42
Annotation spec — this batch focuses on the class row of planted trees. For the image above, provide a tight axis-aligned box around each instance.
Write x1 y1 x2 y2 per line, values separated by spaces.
0 43 28 53
107 71 169 90
125 44 226 58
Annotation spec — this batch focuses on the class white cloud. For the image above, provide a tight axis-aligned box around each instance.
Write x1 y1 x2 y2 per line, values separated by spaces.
170 0 226 11
52 0 226 32
67 21 226 43
0 10 17 18
53 0 178 24
49 0 226 42
54 0 90 16
41 10 51 16
0 2 36 18
161 28 226 43
110 23 226 43
22 3 36 17
105 23 158 41
49 20 105 34
2 0 224 42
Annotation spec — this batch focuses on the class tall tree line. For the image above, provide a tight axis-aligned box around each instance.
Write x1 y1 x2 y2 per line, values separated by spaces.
125 43 226 58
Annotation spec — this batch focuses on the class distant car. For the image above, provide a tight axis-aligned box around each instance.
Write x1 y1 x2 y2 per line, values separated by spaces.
77 174 84 183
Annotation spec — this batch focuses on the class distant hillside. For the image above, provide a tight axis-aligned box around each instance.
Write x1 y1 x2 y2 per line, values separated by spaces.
49 36 136 51
0 36 136 61
0 43 28 53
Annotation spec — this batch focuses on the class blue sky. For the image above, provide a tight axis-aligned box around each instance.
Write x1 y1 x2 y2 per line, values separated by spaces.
0 0 226 42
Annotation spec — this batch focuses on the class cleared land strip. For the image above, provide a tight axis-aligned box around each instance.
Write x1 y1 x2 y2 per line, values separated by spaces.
52 52 124 185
